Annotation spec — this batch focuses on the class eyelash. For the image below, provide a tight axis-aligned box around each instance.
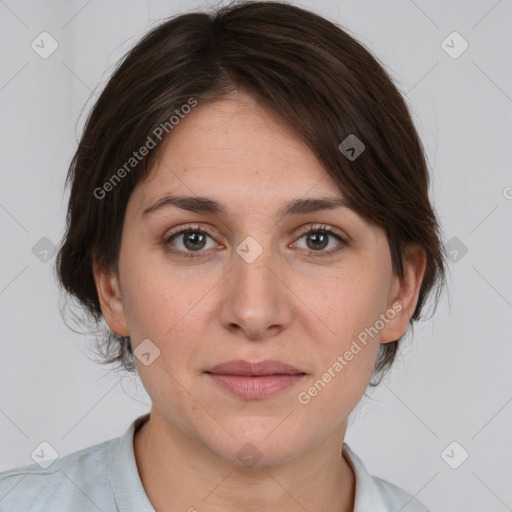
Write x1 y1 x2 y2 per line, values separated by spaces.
162 223 348 259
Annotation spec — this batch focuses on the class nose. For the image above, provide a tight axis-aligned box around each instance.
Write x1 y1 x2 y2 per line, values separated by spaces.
218 237 292 340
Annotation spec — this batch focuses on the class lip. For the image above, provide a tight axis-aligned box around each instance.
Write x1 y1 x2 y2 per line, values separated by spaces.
205 359 306 400
206 359 304 376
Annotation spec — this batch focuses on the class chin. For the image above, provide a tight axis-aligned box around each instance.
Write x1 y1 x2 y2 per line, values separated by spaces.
203 420 308 468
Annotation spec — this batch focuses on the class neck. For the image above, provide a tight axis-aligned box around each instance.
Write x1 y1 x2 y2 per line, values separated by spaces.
133 409 355 512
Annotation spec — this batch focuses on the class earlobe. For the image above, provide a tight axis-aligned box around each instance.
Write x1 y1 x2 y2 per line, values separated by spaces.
92 262 130 337
380 245 427 344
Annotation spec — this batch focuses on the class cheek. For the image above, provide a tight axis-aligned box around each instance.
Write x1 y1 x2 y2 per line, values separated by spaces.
120 257 200 338
298 321 380 419
308 266 388 336
123 266 216 372
302 268 387 386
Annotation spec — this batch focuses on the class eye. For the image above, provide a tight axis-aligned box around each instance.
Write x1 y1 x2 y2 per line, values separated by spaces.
163 223 348 259
292 224 348 257
163 224 220 258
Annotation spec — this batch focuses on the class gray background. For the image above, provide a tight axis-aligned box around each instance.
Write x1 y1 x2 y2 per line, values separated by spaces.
1 1 511 510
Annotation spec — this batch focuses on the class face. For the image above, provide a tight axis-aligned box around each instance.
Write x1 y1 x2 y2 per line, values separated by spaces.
95 90 424 466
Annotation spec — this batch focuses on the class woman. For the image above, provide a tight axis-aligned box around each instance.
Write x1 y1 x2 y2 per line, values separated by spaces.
0 2 447 511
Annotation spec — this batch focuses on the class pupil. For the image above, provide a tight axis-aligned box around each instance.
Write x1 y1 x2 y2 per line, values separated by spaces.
181 231 329 252
308 232 327 250
185 231 206 250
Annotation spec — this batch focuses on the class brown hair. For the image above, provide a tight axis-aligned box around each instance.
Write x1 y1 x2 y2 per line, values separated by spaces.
54 0 448 386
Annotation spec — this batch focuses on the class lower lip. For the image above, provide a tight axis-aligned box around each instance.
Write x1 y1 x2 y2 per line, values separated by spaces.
207 373 305 399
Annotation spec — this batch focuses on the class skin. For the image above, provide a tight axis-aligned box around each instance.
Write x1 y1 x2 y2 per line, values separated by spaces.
94 90 426 512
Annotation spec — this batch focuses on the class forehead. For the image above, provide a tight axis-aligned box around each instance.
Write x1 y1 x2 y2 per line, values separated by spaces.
131 92 345 213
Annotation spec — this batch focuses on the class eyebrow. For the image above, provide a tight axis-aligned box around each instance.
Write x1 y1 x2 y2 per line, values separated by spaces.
142 194 352 221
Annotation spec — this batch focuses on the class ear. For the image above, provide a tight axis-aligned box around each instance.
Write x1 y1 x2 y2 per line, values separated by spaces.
92 261 130 337
380 244 427 344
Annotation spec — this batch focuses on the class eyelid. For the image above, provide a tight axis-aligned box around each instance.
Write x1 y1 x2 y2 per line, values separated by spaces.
291 223 348 257
163 222 348 258
163 223 222 259
294 223 346 240
164 223 220 244
165 222 346 241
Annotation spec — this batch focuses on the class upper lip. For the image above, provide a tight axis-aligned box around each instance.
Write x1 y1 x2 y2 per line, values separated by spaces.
206 359 305 376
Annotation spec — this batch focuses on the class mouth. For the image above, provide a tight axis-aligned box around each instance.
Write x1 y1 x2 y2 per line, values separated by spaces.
205 359 306 399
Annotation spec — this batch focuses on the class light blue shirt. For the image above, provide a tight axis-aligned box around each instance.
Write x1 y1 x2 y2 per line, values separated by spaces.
0 413 429 511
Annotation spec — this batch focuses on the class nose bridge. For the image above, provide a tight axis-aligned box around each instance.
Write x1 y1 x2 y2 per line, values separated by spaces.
219 233 290 337
234 233 281 304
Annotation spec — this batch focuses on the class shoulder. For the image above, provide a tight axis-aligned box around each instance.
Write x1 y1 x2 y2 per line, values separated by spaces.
342 443 430 512
0 438 116 512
